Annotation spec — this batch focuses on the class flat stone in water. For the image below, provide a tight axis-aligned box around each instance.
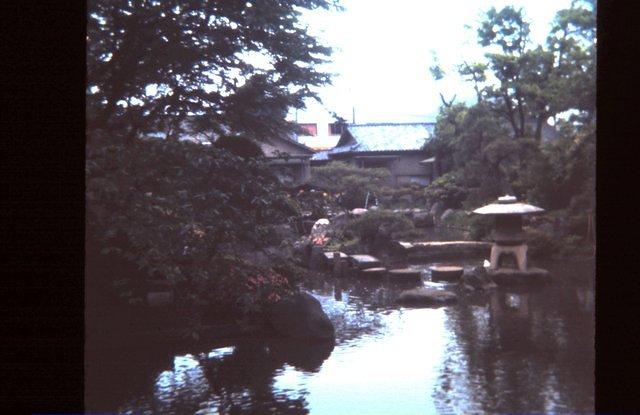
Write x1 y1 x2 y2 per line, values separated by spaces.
349 254 382 269
323 251 349 260
396 287 458 307
360 267 387 278
430 265 464 282
387 268 422 282
322 251 349 267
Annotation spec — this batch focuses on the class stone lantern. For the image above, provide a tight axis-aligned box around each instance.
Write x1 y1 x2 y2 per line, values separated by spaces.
473 195 550 283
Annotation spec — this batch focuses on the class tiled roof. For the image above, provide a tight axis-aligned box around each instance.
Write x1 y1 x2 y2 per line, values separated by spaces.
311 122 434 161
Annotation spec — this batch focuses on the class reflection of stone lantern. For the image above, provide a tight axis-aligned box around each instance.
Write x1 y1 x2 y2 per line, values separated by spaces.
473 195 550 283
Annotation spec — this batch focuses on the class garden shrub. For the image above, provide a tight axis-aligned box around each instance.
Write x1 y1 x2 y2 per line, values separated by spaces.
310 162 390 209
295 189 337 220
86 135 299 312
346 210 414 242
377 184 427 208
440 209 468 228
211 256 294 315
525 227 561 258
424 172 469 209
468 214 493 241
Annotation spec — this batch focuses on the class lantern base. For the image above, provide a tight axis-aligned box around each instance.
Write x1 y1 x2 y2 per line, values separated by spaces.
487 267 551 285
489 243 528 271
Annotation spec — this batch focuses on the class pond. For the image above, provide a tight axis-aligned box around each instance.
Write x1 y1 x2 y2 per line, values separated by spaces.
88 258 594 414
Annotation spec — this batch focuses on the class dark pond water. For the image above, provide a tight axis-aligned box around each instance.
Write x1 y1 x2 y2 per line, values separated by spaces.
89 258 594 414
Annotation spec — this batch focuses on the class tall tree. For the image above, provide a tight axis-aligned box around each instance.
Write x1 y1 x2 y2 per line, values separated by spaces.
87 0 339 142
475 2 596 141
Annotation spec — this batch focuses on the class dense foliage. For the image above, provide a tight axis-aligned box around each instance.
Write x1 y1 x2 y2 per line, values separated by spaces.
213 135 265 158
86 135 299 312
424 172 469 209
310 162 391 209
294 189 337 219
87 0 339 141
424 1 595 214
346 210 414 242
377 184 427 208
421 1 595 253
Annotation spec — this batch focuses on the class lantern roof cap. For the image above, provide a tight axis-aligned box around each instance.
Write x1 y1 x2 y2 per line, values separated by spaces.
472 195 544 215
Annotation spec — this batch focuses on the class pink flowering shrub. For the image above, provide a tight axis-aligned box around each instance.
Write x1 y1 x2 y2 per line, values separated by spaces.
210 256 294 315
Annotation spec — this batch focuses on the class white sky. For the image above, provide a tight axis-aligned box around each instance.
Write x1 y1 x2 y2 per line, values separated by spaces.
293 0 573 124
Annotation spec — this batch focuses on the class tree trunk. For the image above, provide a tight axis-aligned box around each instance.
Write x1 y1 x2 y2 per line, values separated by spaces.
503 91 519 138
515 92 526 137
534 113 545 142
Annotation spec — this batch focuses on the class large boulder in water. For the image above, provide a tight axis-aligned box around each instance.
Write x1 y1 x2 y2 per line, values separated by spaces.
267 292 335 340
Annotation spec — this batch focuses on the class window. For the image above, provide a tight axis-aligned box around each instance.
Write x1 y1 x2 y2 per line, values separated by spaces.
328 122 345 135
298 123 317 136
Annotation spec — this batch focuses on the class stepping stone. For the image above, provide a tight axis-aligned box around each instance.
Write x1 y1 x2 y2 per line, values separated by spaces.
322 251 349 266
323 251 349 260
430 265 464 282
387 268 422 283
396 287 457 307
349 254 382 270
360 267 387 278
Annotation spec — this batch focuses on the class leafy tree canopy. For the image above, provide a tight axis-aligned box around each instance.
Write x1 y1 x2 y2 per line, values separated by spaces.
454 1 596 140
424 2 595 212
87 0 340 142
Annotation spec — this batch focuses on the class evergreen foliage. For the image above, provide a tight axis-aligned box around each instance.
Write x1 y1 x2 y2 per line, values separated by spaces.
424 1 595 216
310 162 390 209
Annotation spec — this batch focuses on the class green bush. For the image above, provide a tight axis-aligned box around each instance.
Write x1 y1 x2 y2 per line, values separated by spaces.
86 135 298 311
377 184 426 208
525 227 561 258
346 210 414 242
440 210 468 227
468 215 493 241
295 189 337 219
211 256 294 315
424 172 469 208
310 162 390 209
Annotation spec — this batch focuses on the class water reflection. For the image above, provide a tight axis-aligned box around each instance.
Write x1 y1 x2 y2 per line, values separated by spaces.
431 261 594 414
108 259 593 415
120 338 334 414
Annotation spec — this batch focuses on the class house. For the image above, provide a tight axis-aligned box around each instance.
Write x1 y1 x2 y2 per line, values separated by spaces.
260 135 315 185
287 98 348 151
294 121 346 151
311 122 437 186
